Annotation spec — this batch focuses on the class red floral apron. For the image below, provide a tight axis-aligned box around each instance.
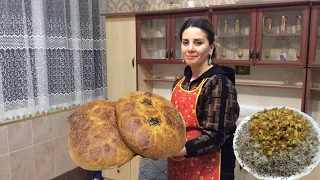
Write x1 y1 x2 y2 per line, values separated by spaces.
168 77 221 180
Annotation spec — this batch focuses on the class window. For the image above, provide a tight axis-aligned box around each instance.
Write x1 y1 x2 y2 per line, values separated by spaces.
0 0 107 123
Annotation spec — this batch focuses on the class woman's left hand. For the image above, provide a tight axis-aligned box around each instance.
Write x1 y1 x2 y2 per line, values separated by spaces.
175 147 187 156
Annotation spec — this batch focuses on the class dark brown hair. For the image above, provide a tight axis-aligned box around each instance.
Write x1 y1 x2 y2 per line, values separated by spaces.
179 17 216 58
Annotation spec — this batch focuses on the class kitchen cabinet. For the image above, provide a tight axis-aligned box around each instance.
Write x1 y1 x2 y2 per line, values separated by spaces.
255 6 309 66
305 67 320 121
102 156 141 180
136 2 310 67
308 4 320 66
104 16 138 180
305 2 320 124
106 16 137 100
212 6 310 66
136 4 309 105
136 8 209 64
212 9 257 66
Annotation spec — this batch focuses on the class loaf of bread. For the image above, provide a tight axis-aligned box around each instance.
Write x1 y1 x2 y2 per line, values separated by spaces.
116 91 186 159
68 100 135 170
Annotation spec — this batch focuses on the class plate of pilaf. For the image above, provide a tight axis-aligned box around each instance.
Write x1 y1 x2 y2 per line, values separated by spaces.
233 106 320 180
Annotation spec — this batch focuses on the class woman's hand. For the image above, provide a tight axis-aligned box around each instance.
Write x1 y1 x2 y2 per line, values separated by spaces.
175 147 187 156
170 147 187 161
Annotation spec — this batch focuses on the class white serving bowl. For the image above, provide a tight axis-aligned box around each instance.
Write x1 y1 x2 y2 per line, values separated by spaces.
233 106 320 180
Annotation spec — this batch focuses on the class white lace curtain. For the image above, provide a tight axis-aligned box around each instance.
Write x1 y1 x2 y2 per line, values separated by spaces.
0 0 107 123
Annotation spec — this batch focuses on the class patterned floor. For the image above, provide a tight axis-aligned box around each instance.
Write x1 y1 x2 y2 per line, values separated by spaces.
139 158 168 180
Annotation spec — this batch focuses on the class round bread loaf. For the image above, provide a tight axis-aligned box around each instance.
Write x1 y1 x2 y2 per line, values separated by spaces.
116 91 186 159
68 99 135 170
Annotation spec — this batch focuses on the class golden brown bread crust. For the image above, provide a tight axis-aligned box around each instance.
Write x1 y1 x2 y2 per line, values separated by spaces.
116 91 186 159
68 99 135 170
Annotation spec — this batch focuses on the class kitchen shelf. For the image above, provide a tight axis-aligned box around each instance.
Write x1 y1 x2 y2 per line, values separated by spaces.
263 33 301 37
216 34 250 38
141 37 166 40
144 78 177 82
144 78 303 89
237 82 303 89
310 87 320 91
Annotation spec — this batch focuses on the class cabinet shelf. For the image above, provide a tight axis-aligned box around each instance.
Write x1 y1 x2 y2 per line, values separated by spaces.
237 82 303 89
144 78 177 82
216 34 250 38
263 33 301 37
141 36 165 40
144 78 302 89
310 87 320 92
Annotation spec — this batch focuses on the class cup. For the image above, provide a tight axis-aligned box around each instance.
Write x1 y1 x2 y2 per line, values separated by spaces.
264 49 271 59
237 48 243 59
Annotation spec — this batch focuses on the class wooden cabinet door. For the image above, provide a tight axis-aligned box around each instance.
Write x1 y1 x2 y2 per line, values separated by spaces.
212 9 257 66
136 15 170 64
105 16 137 101
255 6 310 66
130 156 142 180
308 5 320 66
102 156 141 180
102 162 131 180
103 17 138 180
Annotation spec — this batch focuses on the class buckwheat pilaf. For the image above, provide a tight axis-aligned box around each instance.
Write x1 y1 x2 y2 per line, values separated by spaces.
234 107 320 178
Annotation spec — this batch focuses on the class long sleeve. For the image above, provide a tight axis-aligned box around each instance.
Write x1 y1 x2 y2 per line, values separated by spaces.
184 74 239 158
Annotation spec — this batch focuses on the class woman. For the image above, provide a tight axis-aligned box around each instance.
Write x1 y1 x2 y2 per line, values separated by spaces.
168 17 240 180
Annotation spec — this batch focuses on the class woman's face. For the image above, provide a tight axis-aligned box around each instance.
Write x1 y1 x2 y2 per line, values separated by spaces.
181 27 213 67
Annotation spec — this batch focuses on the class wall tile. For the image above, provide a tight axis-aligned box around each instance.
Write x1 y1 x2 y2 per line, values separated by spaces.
53 111 72 138
8 120 32 152
55 136 77 176
10 147 34 180
0 125 8 155
34 141 55 180
33 116 54 145
0 155 10 180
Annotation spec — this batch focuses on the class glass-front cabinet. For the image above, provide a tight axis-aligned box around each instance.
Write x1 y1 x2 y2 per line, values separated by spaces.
136 5 310 66
137 16 169 63
256 6 309 66
212 10 257 65
211 6 309 66
308 5 320 66
136 12 208 64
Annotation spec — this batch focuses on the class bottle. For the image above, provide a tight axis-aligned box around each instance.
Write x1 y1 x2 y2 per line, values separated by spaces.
296 16 302 33
234 19 241 34
280 16 288 33
265 17 273 33
223 20 228 35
